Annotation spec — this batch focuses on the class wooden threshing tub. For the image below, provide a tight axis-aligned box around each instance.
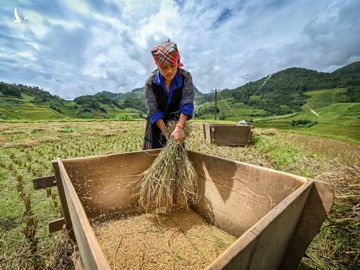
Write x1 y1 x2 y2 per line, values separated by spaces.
203 123 252 146
34 150 334 270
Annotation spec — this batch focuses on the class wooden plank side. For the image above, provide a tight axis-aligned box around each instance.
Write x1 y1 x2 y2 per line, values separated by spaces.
279 181 335 269
57 160 111 270
188 150 307 237
60 150 158 217
33 175 56 189
52 160 74 240
205 181 313 270
75 257 85 270
203 123 207 140
212 125 251 146
49 218 65 233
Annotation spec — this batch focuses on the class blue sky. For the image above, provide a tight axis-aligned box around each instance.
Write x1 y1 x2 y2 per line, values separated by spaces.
0 0 359 99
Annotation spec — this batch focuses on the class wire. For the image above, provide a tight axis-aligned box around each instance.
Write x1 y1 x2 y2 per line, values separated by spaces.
253 74 272 96
213 74 273 120
217 90 243 119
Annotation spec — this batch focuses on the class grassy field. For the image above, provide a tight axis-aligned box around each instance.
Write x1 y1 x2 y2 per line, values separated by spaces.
196 98 269 119
0 120 359 269
253 88 360 144
0 97 64 120
0 93 141 121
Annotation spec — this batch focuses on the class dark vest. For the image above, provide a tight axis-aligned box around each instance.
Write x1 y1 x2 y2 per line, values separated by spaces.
151 73 184 121
143 74 185 149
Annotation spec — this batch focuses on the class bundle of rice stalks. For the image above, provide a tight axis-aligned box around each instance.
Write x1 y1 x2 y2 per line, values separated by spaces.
134 125 199 213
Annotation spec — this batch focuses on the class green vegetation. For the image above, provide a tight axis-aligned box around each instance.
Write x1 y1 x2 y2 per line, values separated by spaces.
255 135 317 177
291 119 317 127
195 97 269 119
252 130 359 270
254 88 360 143
0 97 65 120
0 83 141 120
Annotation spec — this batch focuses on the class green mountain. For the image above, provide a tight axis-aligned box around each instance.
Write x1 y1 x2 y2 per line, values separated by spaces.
97 88 147 113
332 61 360 76
96 85 206 113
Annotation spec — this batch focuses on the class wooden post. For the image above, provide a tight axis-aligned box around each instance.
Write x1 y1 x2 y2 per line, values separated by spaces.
214 88 218 120
33 175 56 189
49 218 66 233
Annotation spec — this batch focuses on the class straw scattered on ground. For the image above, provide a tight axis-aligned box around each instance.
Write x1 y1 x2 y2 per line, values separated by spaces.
93 208 236 270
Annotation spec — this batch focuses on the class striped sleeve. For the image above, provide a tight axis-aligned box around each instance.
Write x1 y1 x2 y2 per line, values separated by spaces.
180 70 195 118
145 76 164 124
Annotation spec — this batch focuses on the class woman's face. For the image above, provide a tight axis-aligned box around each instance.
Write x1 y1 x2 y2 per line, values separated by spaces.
159 62 178 82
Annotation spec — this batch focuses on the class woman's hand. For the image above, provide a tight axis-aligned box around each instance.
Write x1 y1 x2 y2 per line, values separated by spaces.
162 131 170 141
171 126 185 143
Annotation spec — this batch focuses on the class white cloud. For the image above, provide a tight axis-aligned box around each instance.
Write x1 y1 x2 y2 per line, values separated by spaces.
135 0 181 48
63 0 91 14
0 0 359 99
47 18 84 30
17 50 37 61
109 0 161 20
20 10 48 37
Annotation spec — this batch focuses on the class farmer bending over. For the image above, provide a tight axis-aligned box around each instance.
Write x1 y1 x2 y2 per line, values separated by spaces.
143 40 195 149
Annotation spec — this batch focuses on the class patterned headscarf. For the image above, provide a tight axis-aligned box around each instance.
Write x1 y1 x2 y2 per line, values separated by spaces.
151 40 183 68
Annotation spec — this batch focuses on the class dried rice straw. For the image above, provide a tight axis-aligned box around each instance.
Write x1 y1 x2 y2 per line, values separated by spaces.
133 122 199 213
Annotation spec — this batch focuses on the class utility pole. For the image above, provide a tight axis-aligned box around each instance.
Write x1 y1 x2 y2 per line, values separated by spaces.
214 88 218 120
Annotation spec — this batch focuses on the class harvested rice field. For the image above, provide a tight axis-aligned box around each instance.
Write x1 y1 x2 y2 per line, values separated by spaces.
93 209 237 270
0 120 359 269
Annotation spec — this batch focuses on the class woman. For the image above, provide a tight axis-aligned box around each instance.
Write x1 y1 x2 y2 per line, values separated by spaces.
143 40 195 150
